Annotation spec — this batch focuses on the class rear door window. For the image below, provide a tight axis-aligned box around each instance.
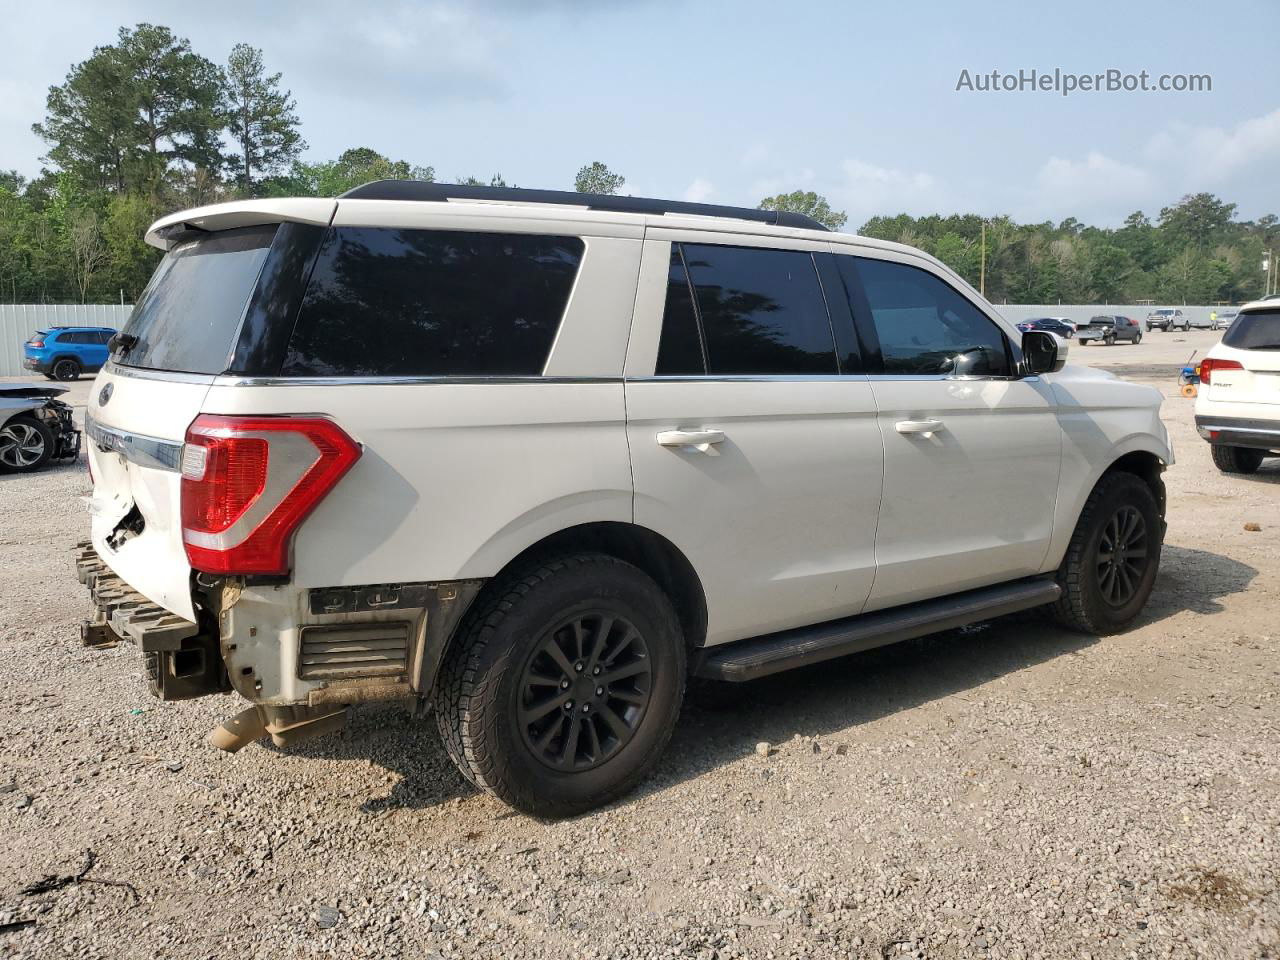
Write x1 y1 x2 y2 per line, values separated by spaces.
655 246 706 375
1222 309 1280 350
282 228 584 377
655 242 838 376
843 257 1010 376
116 225 277 374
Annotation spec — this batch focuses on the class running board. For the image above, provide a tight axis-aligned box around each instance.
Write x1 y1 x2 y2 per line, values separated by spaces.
695 578 1062 682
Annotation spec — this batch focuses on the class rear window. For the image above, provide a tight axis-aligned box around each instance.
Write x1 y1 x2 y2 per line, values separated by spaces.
117 225 277 374
281 227 584 377
1222 310 1280 350
655 242 838 376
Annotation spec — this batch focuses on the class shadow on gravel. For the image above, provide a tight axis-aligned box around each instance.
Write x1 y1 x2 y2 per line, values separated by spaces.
272 545 1256 814
1149 545 1259 616
264 705 478 811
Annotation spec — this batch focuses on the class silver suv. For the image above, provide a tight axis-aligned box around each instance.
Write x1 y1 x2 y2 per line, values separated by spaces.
77 182 1173 816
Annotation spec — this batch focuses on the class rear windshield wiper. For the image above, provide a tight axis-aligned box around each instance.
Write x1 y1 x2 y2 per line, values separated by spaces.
108 332 138 357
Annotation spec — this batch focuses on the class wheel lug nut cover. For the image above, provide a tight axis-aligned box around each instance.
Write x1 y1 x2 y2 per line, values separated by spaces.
595 686 604 696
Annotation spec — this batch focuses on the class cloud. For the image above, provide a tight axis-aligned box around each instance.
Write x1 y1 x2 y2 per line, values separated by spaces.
826 158 944 228
1031 151 1155 222
1150 107 1280 184
682 177 714 203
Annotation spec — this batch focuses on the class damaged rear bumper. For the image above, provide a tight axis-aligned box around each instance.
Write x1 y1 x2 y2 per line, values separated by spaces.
74 539 227 700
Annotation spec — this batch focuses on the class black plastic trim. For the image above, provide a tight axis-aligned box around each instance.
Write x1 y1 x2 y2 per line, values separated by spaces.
229 222 329 376
695 578 1062 682
339 180 831 232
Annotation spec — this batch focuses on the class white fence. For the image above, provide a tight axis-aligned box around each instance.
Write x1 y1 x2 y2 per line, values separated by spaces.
0 304 133 377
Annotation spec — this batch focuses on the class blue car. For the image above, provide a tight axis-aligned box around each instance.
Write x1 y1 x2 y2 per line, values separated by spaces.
22 326 116 381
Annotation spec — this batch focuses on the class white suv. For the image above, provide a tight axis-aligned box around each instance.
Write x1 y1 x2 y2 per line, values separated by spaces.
77 182 1173 816
1195 300 1280 473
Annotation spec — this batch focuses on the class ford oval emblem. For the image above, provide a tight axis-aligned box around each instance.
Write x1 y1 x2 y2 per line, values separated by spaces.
98 382 113 406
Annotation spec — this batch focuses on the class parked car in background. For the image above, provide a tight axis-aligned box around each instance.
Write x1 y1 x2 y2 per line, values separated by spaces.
1016 317 1075 339
23 326 117 380
1195 301 1280 474
1078 315 1142 345
75 182 1171 817
1189 310 1234 331
1146 309 1187 332
0 382 81 473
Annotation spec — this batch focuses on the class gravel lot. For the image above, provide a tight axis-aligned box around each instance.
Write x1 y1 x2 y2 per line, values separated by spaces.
1 363 1277 960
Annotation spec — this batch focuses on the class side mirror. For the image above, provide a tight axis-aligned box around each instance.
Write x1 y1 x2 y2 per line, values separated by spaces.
1022 330 1067 375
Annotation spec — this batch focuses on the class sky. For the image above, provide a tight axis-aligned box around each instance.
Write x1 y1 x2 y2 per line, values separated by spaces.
1 0 1277 230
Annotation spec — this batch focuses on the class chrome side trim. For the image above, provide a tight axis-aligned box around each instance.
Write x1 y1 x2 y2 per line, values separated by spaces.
85 414 183 472
214 375 625 387
104 362 218 385
210 373 1035 387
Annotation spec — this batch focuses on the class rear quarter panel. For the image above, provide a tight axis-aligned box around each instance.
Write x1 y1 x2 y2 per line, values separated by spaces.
199 381 633 587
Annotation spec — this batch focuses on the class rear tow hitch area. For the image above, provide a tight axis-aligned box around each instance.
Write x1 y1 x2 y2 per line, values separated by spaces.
74 540 228 700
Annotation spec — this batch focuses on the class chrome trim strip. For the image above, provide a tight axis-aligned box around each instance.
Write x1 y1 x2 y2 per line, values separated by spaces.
214 375 624 387
627 374 867 383
85 414 184 472
104 362 217 385
212 373 1035 387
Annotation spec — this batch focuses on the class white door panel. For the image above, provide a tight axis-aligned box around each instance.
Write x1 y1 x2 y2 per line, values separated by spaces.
867 377 1061 610
627 379 882 646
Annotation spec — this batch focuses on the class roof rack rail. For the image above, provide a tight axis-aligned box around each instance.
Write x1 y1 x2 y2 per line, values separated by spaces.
338 180 831 232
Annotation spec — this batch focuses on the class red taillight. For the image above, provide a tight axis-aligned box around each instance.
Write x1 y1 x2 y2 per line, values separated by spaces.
1198 357 1243 384
180 415 361 575
29 339 44 348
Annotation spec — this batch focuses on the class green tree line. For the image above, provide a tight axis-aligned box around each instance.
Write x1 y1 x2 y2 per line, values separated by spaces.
1 23 1276 304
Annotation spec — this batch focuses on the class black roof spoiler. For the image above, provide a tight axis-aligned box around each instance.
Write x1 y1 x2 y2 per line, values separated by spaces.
338 180 831 232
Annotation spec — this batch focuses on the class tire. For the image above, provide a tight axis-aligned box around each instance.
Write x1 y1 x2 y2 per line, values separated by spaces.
436 553 686 818
1211 445 1265 475
51 358 81 381
1050 471 1163 635
0 415 55 473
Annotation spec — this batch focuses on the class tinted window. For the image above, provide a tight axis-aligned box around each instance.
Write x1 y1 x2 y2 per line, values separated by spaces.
655 246 706 375
93 331 115 345
1222 309 1280 350
680 244 837 375
118 225 276 374
849 258 1010 376
283 228 584 377
60 332 84 344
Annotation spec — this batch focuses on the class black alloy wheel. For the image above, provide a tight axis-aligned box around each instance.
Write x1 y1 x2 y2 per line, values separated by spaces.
1095 505 1149 607
518 613 652 771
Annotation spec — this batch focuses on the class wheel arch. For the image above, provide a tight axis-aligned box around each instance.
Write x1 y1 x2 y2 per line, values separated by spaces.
459 521 708 653
1102 449 1167 520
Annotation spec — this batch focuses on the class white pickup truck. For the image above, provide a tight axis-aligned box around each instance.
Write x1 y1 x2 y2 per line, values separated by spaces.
77 182 1173 816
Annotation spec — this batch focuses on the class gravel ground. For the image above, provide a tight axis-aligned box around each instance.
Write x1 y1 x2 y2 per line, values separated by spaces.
0 373 1277 960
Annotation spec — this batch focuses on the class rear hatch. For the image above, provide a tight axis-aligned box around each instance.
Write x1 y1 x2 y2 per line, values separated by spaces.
1207 309 1280 405
86 226 280 620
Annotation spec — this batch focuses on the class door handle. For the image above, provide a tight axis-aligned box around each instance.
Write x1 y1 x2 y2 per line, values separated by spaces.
656 429 725 455
895 418 945 436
